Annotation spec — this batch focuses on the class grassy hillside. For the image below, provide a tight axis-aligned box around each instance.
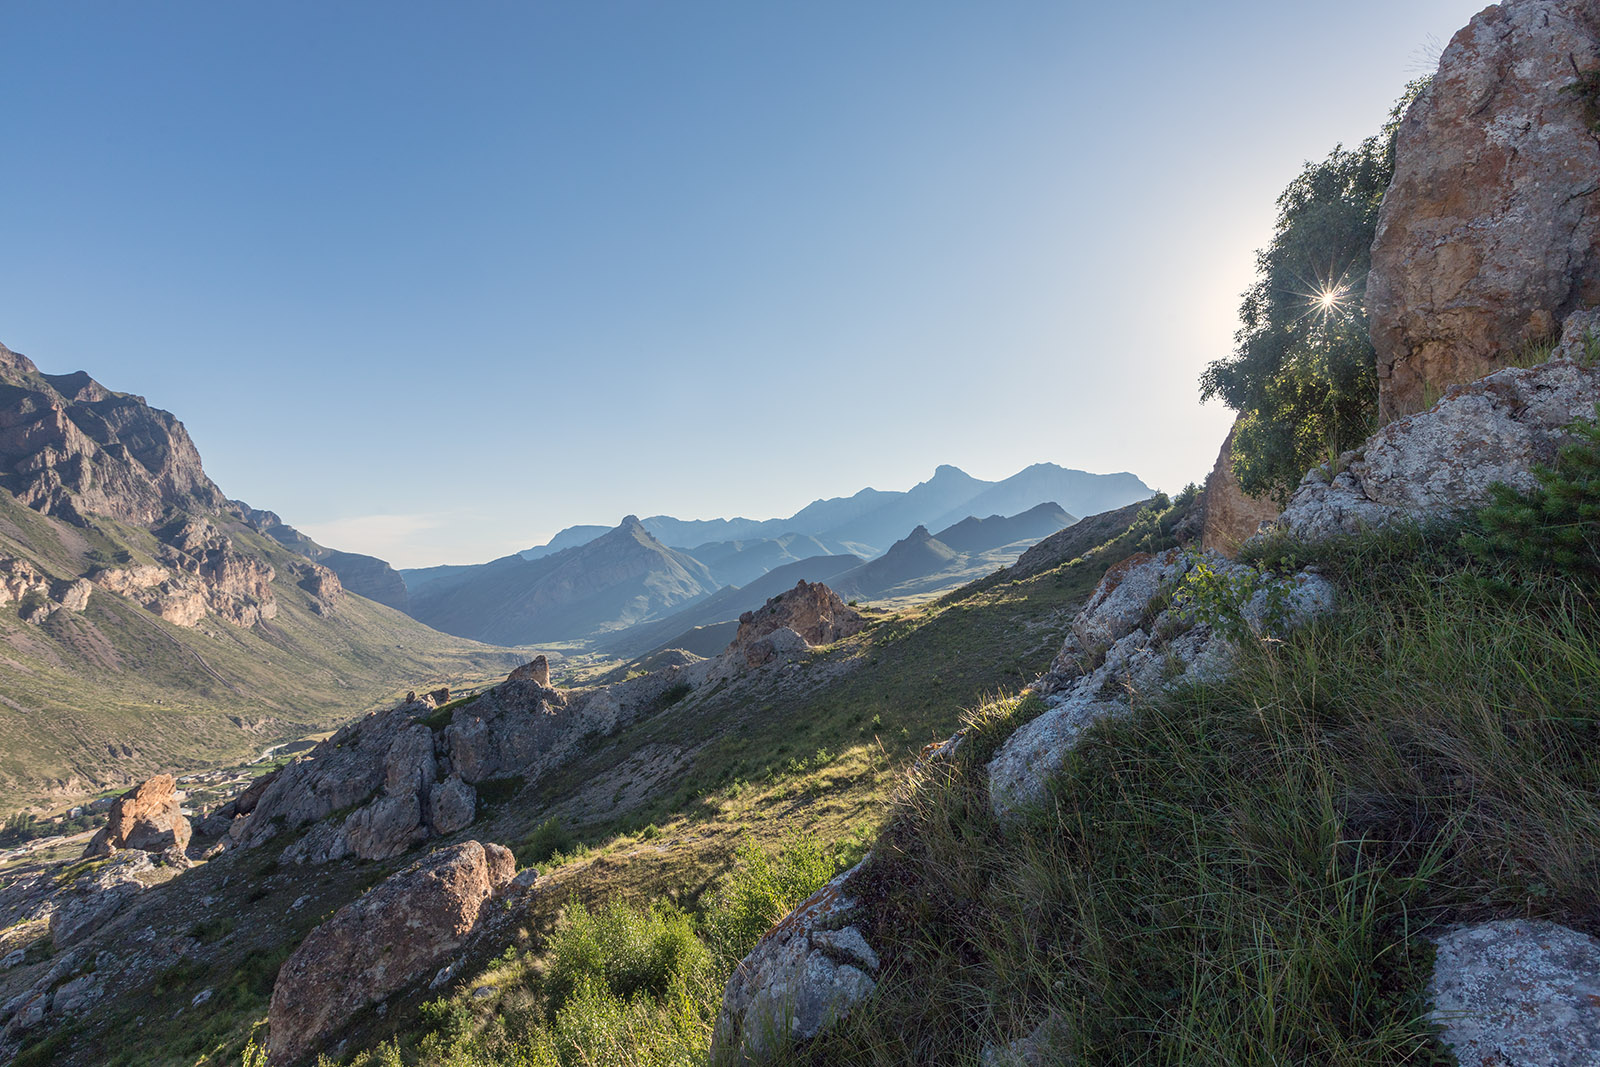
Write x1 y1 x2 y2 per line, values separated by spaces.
2 496 1173 1067
0 491 523 814
764 523 1600 1065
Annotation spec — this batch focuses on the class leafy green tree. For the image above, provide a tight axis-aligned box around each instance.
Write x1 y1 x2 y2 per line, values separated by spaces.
1200 81 1428 501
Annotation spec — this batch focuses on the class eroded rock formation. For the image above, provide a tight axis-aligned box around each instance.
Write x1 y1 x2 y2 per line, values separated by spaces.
0 557 91 624
1369 0 1600 421
83 774 191 857
728 580 866 669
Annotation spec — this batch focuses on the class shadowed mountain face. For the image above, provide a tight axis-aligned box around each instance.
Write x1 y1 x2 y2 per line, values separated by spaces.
0 343 225 525
929 502 1075 555
406 517 720 646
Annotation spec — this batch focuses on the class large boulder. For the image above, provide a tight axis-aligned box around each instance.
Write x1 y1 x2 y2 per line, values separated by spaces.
266 841 516 1066
84 774 191 857
714 859 879 1063
1273 356 1600 543
1369 0 1600 422
1429 919 1600 1066
1199 418 1281 558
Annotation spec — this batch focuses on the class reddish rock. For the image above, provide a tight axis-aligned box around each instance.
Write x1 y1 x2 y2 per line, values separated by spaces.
1199 418 1281 558
506 655 550 686
726 581 865 667
1369 0 1600 422
266 841 515 1065
84 774 191 857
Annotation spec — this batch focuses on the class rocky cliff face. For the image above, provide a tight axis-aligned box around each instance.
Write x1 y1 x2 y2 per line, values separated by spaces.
0 343 224 525
1369 0 1600 421
0 341 380 632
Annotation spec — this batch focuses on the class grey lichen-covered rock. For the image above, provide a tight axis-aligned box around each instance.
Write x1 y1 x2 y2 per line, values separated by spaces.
1555 308 1600 364
1428 919 1600 1066
343 793 425 861
714 859 879 1062
428 775 476 835
383 725 437 797
991 550 1336 818
982 1014 1070 1067
48 851 155 948
988 694 1129 817
1274 359 1600 543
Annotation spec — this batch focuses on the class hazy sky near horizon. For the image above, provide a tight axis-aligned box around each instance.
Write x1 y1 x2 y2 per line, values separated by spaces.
3 1 1487 568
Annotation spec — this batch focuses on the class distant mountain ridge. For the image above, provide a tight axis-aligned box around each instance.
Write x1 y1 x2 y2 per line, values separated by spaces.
406 465 1149 647
516 463 1152 560
406 516 721 646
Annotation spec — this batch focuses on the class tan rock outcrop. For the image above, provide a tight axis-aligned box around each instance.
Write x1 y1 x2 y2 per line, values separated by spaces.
1369 0 1600 422
83 774 191 856
1199 419 1281 558
507 655 550 685
727 581 865 668
266 841 515 1066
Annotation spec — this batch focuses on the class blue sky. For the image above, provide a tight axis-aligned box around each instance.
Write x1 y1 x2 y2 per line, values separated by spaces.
2 1 1486 567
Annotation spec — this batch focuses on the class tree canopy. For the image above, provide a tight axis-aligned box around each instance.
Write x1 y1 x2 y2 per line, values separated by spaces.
1200 82 1427 501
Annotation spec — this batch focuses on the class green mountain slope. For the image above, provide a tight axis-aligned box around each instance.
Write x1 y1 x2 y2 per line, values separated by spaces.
0 489 521 814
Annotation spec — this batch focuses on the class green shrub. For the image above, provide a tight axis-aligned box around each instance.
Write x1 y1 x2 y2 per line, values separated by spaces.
657 682 693 710
699 835 839 968
1464 406 1600 583
518 817 576 867
543 899 712 1019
